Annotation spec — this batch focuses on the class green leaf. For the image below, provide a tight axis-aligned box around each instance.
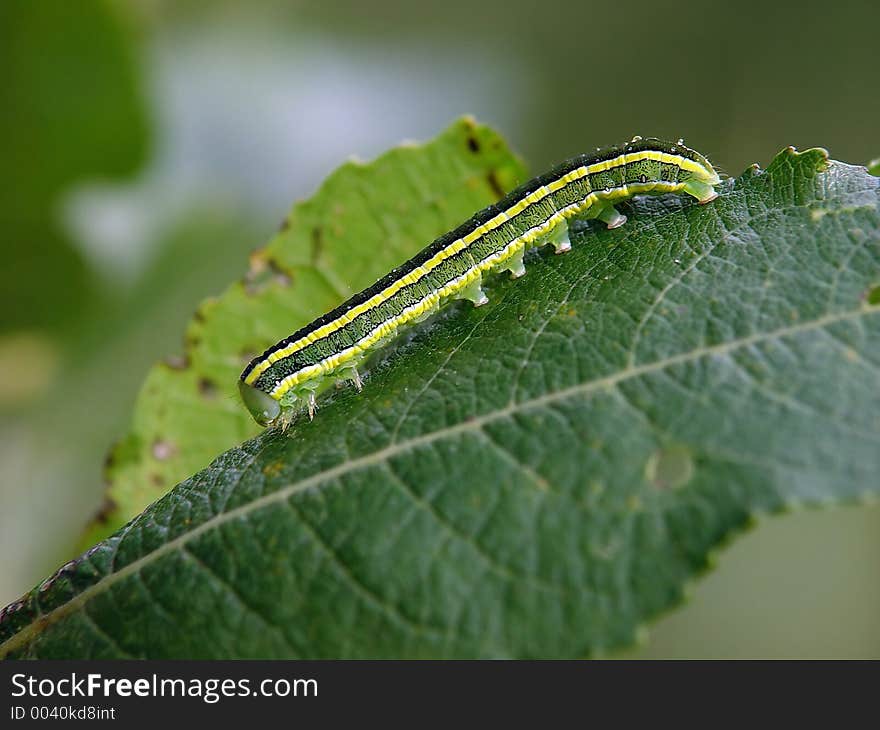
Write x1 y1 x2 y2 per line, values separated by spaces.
869 157 880 177
83 118 526 547
4 142 879 659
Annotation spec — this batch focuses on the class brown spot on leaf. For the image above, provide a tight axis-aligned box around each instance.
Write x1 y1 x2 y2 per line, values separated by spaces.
150 473 165 487
90 497 119 526
467 134 481 153
103 448 117 472
269 259 292 287
245 256 292 295
262 461 284 478
198 377 219 399
486 170 505 199
311 226 324 264
164 354 190 370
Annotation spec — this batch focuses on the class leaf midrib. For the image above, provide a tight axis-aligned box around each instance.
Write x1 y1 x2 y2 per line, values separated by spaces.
2 304 874 658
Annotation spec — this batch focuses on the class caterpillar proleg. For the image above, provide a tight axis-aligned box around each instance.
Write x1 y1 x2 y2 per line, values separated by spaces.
239 136 720 428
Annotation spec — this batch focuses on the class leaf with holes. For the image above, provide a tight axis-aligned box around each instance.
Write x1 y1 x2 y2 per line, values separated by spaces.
3 143 879 659
82 117 526 547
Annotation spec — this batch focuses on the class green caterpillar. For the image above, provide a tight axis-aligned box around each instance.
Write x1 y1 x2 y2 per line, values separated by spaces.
239 136 720 428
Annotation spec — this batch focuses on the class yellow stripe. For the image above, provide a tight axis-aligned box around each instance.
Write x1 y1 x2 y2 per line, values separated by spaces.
266 180 683 398
246 153 695 385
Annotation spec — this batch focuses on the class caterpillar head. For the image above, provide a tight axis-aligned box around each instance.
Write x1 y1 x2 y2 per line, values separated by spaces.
238 379 281 426
668 142 722 204
687 147 722 187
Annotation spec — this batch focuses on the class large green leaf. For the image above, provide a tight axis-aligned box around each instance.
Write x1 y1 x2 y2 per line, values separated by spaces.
83 118 526 546
3 143 879 659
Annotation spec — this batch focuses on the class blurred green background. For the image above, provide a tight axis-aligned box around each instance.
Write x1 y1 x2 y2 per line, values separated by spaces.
1 0 877 658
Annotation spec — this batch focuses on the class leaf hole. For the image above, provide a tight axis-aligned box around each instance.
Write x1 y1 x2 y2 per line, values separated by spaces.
645 444 694 490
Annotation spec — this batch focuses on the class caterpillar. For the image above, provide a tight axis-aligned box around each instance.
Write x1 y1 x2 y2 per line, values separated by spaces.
239 136 720 428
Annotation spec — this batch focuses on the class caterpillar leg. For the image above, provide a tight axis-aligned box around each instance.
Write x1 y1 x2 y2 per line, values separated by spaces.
307 392 317 420
545 219 572 254
682 180 719 204
500 246 526 278
595 204 627 229
457 275 489 306
336 363 364 391
279 407 296 432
